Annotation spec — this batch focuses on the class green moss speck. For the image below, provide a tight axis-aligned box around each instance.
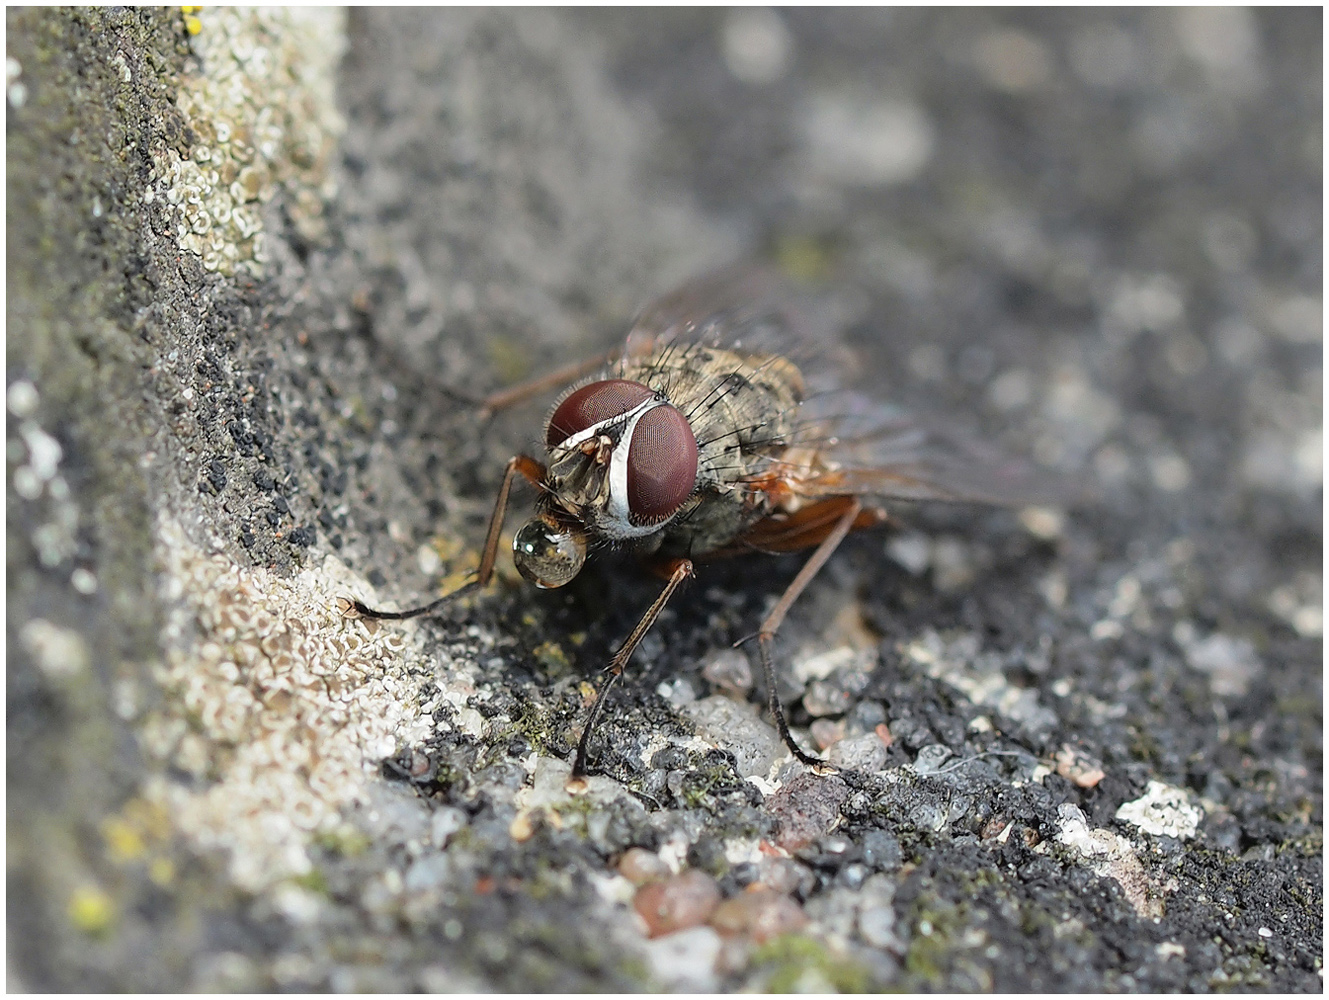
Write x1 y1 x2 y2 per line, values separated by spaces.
313 827 371 857
753 934 872 993
291 868 329 894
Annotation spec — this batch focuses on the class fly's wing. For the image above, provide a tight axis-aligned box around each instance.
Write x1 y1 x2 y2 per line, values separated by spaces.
778 390 1071 507
621 265 836 373
625 267 1070 508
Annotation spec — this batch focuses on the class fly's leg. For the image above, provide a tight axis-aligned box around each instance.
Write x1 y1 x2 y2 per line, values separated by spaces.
726 496 888 554
340 454 546 620
476 350 619 419
572 557 694 778
754 498 864 772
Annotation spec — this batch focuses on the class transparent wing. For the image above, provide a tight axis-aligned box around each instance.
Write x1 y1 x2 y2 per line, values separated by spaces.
623 265 837 374
779 391 1066 506
626 267 1069 509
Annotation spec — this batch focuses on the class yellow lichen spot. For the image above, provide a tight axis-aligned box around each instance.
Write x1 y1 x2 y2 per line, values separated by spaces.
774 234 835 281
488 335 534 385
149 857 177 887
438 568 478 598
430 533 469 565
101 816 146 863
123 796 173 842
68 885 115 935
181 7 203 35
433 538 480 597
532 640 572 674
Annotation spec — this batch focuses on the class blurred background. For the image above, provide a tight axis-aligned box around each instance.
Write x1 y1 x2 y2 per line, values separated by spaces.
8 8 1320 991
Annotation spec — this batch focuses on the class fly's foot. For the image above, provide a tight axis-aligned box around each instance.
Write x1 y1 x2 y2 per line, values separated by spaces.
784 741 839 775
565 774 590 795
336 581 481 623
337 597 395 620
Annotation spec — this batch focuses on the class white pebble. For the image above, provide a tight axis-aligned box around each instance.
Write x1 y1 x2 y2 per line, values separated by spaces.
641 925 721 991
722 8 792 85
20 619 89 677
7 380 38 417
801 94 934 187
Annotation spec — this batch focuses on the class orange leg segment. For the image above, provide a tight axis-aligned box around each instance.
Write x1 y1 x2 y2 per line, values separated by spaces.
730 496 888 554
342 453 546 620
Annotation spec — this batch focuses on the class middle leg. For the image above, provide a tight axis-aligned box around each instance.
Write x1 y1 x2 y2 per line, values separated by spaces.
572 557 694 778
753 497 864 771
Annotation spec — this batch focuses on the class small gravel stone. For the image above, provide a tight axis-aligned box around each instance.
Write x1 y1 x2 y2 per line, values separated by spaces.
913 744 954 774
701 647 753 694
810 717 846 749
681 695 783 778
641 925 722 990
802 678 853 717
633 869 721 938
858 904 899 950
618 846 670 885
826 732 889 771
757 856 814 896
768 772 849 850
860 829 902 871
709 886 808 942
845 699 887 736
1054 744 1106 788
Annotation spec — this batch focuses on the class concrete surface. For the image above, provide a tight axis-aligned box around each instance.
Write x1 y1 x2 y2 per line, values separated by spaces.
7 8 1321 990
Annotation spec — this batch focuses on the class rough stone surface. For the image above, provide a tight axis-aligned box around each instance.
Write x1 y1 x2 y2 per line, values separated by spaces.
8 8 1321 992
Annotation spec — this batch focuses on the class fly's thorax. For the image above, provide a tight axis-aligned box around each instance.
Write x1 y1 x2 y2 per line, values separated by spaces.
620 346 805 490
541 378 700 542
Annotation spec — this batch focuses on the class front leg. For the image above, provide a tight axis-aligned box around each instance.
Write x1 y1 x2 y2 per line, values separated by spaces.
341 454 546 620
572 557 694 778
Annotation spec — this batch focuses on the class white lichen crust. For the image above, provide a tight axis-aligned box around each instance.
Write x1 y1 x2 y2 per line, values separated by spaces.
1116 780 1204 840
154 8 346 275
142 519 435 891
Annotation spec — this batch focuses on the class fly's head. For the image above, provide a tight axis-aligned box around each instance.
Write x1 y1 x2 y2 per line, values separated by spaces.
511 378 701 588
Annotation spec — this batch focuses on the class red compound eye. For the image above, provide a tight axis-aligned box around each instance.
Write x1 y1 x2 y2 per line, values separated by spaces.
626 404 698 524
547 379 656 448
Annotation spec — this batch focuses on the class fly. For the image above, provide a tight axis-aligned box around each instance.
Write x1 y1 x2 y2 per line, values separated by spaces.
343 268 1054 780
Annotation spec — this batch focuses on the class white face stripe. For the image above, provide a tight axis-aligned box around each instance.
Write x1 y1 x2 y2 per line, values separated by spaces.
605 402 665 538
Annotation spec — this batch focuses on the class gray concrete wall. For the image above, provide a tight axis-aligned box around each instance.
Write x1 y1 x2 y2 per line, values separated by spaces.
7 8 1320 990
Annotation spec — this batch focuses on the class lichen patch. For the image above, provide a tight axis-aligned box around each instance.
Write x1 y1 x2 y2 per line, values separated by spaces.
1050 804 1164 920
153 8 346 275
141 518 435 891
1115 780 1204 840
